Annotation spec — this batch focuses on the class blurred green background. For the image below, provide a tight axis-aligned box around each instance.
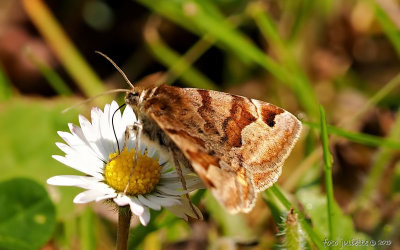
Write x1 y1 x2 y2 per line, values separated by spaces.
0 0 399 249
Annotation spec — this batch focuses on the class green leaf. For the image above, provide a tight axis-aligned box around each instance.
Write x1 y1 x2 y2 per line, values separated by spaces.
0 98 85 218
296 187 357 242
0 178 56 250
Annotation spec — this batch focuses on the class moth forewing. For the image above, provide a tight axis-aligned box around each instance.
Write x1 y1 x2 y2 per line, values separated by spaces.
125 85 302 214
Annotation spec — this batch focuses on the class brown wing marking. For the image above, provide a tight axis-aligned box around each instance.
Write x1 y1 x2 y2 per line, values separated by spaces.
260 103 284 127
222 96 257 147
197 89 219 135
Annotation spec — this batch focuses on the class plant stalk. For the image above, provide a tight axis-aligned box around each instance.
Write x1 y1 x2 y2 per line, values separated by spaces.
117 206 132 250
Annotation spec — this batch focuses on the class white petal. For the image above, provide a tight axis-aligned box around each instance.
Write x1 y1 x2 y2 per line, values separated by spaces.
159 181 185 190
55 142 72 155
78 115 107 159
85 109 111 159
67 123 88 147
138 195 161 210
158 153 170 166
52 155 104 179
47 175 99 188
58 127 106 167
58 129 90 154
55 142 105 174
146 194 181 207
160 170 179 179
122 105 136 127
187 181 205 191
113 194 145 216
99 104 118 154
166 198 203 220
109 101 125 149
166 206 187 221
138 207 150 226
113 194 130 206
91 106 103 121
121 106 138 151
182 175 205 190
129 197 146 216
95 193 117 202
157 185 188 195
73 189 106 203
57 131 85 150
90 108 110 157
181 198 203 220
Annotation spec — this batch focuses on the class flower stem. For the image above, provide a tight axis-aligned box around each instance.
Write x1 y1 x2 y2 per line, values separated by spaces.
117 206 132 250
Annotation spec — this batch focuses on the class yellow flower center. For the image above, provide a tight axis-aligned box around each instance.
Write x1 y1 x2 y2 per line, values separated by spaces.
104 148 161 195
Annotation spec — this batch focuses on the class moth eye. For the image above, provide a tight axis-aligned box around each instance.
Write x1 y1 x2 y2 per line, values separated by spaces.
126 92 140 105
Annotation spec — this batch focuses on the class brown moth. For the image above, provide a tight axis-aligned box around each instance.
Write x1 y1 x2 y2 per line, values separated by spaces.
125 84 302 214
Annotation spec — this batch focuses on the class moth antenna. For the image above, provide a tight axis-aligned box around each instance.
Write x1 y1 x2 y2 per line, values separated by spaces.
95 51 135 89
111 103 126 154
62 88 130 113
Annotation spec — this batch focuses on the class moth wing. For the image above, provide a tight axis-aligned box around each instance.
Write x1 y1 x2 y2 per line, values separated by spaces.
238 99 302 191
143 85 255 213
143 85 301 212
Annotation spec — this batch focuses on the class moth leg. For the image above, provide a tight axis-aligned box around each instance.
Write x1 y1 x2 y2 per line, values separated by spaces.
123 121 143 194
171 151 201 220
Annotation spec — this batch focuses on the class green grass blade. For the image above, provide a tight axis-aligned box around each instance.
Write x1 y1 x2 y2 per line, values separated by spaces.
393 162 400 194
373 1 400 58
23 0 105 98
144 23 217 89
247 3 283 51
0 64 12 100
80 208 97 250
137 0 198 33
304 121 400 149
246 2 318 117
287 0 315 42
25 49 73 96
319 106 335 245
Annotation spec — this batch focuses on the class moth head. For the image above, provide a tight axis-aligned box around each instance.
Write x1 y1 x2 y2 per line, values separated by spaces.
125 90 140 107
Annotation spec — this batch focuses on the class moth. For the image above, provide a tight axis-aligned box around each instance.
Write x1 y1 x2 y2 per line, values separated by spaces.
96 52 302 214
124 84 302 214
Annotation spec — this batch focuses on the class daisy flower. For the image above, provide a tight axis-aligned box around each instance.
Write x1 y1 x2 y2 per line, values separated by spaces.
48 101 203 226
